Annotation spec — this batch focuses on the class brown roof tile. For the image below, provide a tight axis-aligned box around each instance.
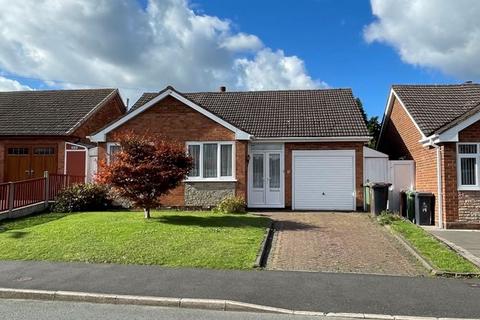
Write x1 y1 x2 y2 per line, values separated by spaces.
392 83 480 136
131 88 369 138
0 89 118 136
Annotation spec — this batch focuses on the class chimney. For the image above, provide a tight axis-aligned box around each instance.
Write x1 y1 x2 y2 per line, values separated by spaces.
219 86 226 92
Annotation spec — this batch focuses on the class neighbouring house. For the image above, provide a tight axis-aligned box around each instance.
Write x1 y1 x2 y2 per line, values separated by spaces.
89 86 370 210
0 89 126 183
378 83 480 229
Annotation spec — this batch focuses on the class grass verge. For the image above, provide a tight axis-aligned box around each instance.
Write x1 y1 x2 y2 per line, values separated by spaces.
0 210 270 270
387 217 480 274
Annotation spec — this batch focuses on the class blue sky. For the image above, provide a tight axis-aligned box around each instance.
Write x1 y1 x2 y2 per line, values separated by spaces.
0 0 476 118
192 0 457 117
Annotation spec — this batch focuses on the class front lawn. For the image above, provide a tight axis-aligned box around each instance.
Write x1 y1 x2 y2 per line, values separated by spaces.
390 219 480 274
0 211 270 269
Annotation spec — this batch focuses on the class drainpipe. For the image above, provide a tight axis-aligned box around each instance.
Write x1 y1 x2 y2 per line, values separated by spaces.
431 140 444 229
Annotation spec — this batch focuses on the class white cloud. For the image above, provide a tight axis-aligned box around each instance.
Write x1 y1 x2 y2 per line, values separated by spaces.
364 0 480 79
0 76 31 91
235 49 326 90
0 0 323 100
221 33 263 52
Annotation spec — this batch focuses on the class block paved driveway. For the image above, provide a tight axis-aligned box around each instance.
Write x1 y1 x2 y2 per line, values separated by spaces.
265 212 425 276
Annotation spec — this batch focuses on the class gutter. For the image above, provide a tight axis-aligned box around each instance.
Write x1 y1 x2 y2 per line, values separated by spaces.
427 138 444 229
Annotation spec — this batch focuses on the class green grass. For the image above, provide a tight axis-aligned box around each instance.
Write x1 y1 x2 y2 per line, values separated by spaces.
0 210 270 270
390 219 480 274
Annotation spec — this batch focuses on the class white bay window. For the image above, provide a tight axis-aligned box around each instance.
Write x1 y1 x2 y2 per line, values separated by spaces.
458 143 480 190
186 142 235 181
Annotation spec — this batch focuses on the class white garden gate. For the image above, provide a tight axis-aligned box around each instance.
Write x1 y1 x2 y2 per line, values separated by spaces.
363 147 415 213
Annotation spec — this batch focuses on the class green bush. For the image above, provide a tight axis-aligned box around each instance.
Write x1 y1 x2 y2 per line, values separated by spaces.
52 183 113 213
214 196 246 214
377 210 402 225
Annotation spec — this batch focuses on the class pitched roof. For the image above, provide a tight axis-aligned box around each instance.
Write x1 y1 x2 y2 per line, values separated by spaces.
392 83 480 136
0 88 119 136
131 88 369 138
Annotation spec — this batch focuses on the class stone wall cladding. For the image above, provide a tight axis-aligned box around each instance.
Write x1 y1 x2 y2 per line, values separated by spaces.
184 182 236 207
455 121 480 224
458 191 480 221
103 95 242 207
284 142 364 209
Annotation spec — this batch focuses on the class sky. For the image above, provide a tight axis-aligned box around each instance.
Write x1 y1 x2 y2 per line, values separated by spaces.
0 0 478 117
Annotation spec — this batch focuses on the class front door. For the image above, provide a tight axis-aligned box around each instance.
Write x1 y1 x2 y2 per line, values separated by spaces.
249 150 284 208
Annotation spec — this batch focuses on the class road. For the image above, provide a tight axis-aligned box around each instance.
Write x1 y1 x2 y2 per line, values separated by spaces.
0 299 346 320
0 261 479 318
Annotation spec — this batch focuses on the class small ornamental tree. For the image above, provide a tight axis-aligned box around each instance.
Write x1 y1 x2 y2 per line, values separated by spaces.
96 132 192 218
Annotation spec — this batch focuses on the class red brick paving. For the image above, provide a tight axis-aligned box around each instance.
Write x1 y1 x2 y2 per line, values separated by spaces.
265 212 425 276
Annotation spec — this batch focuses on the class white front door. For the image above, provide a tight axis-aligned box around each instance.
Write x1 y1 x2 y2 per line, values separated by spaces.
249 150 284 208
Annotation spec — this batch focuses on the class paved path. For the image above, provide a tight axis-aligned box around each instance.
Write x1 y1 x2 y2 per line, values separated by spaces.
0 260 479 318
266 212 424 275
428 228 480 267
0 299 332 320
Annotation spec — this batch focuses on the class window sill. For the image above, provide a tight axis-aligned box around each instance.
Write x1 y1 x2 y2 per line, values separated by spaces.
185 179 237 183
458 187 480 191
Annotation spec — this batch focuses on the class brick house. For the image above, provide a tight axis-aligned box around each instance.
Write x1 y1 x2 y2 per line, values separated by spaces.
378 83 480 229
89 86 370 210
0 89 126 183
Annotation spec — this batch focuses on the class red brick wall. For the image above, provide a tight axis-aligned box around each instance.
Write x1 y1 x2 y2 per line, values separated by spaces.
0 138 66 182
378 97 440 221
284 142 364 209
72 93 125 142
101 95 241 206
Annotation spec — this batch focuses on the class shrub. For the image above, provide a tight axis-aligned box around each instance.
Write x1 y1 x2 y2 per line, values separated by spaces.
377 210 402 225
96 132 192 218
52 183 113 213
214 196 246 214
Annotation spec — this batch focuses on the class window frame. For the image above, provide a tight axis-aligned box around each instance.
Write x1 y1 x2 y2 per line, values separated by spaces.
106 142 121 164
185 141 236 182
457 142 480 190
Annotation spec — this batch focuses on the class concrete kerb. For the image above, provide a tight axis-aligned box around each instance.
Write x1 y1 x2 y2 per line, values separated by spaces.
253 221 275 268
0 287 479 320
426 231 480 269
385 226 480 278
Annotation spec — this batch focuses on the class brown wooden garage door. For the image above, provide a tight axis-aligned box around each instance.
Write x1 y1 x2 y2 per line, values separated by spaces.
5 145 57 182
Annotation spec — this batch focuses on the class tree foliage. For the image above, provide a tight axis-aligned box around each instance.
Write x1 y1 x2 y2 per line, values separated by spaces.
96 132 192 218
356 98 381 148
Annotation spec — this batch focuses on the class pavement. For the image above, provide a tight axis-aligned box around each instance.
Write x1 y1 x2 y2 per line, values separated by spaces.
427 228 480 267
265 212 423 275
0 260 479 318
0 299 337 320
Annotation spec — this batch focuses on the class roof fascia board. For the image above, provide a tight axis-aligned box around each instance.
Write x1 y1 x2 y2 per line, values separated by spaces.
253 136 371 143
168 91 251 140
378 89 427 147
88 88 251 142
67 89 122 135
432 109 480 144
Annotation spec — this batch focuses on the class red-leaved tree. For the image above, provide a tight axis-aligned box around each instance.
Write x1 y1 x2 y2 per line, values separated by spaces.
96 132 192 218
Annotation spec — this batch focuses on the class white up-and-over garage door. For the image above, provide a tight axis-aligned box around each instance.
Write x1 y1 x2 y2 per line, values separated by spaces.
292 150 356 211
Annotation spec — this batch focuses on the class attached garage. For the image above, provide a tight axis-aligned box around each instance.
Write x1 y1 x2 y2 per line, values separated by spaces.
292 150 356 211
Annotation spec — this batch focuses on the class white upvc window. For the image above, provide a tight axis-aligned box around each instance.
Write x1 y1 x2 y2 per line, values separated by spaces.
106 142 121 164
186 142 235 181
457 143 480 190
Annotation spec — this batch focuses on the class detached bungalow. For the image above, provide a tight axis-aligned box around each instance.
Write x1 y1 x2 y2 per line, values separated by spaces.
89 86 370 210
0 89 125 182
378 83 480 229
